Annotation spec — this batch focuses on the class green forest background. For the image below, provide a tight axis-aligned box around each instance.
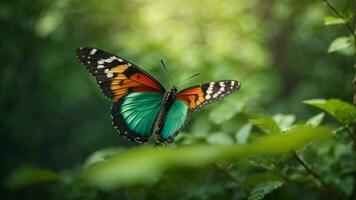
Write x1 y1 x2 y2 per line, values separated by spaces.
1 0 356 199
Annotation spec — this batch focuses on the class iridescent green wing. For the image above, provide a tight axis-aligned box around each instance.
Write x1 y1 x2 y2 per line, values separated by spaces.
77 47 166 143
156 99 189 143
112 92 163 143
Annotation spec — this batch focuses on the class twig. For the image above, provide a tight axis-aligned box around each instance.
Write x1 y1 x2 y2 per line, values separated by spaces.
292 151 344 200
280 173 342 200
323 0 356 48
344 127 356 144
212 163 250 193
292 152 324 184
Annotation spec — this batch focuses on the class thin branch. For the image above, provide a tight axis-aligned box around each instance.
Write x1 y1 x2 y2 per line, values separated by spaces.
344 127 356 144
292 152 325 184
212 163 250 193
323 0 356 48
292 151 344 200
280 173 343 200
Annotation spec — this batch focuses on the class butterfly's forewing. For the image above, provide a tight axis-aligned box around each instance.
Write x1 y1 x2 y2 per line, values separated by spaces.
156 100 189 143
77 47 166 143
176 80 241 112
156 80 240 143
76 47 165 100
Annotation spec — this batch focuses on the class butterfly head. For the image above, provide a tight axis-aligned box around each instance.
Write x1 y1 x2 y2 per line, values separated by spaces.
164 86 178 103
170 86 178 94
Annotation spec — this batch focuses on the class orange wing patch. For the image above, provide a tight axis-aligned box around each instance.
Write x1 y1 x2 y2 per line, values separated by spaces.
110 64 129 73
103 65 164 100
177 87 205 110
130 73 162 89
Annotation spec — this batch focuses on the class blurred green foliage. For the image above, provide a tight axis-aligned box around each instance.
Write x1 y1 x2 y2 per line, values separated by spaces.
81 126 332 189
1 0 356 199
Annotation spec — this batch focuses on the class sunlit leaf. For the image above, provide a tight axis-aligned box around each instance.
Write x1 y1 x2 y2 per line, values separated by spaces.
273 114 295 131
250 118 280 134
207 132 234 145
81 126 332 189
306 112 325 127
6 167 58 189
304 99 356 125
324 16 346 26
35 10 63 37
235 123 252 144
208 99 242 124
84 147 124 169
327 36 353 53
247 181 284 200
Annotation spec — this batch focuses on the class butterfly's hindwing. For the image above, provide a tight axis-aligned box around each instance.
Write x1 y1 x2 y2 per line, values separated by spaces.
156 99 189 144
111 92 163 143
177 80 240 112
76 47 165 100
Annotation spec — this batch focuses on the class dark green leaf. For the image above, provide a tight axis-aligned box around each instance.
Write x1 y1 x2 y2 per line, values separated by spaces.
242 172 284 188
248 181 284 200
6 167 58 189
250 118 280 133
304 99 356 125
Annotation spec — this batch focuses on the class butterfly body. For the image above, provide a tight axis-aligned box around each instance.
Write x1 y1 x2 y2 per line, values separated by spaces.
153 87 178 135
77 47 241 144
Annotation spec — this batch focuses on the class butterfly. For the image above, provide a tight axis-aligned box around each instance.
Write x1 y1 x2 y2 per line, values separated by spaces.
76 47 241 144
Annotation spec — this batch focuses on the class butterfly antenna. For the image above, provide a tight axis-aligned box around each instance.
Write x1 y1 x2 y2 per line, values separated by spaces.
176 73 200 87
161 59 174 86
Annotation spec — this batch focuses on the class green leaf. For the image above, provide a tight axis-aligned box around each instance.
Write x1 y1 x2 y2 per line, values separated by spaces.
306 112 325 127
207 132 234 145
273 114 296 131
208 98 242 124
81 126 332 189
248 181 284 200
327 36 353 53
304 99 356 125
35 10 63 37
84 147 124 169
324 16 346 25
6 167 58 189
250 118 280 134
235 123 252 144
242 172 284 188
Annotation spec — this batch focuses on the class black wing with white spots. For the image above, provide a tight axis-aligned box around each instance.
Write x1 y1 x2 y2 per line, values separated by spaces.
76 47 165 100
177 80 241 112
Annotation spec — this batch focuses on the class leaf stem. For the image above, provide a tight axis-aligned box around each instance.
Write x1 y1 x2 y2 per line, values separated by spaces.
280 173 342 200
212 163 250 193
323 0 356 48
344 127 356 144
292 152 323 183
292 151 344 200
